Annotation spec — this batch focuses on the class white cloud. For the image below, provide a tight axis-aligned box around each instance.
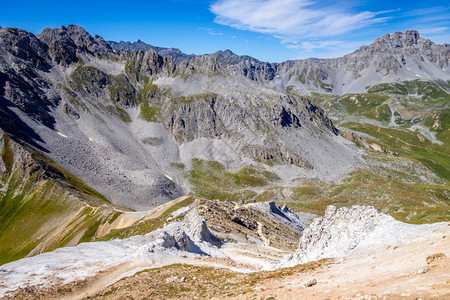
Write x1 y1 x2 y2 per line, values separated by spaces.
210 0 388 44
284 39 373 59
198 27 224 36
418 27 448 35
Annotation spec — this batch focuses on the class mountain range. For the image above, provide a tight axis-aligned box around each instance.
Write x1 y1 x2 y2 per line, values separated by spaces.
0 24 448 267
108 30 450 95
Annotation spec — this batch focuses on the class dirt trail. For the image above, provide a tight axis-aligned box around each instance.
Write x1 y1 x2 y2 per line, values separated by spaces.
257 222 271 247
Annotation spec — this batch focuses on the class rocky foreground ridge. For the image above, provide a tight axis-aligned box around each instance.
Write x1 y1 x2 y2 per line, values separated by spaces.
0 203 447 299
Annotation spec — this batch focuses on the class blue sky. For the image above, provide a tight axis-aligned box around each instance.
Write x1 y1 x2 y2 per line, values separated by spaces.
1 0 449 62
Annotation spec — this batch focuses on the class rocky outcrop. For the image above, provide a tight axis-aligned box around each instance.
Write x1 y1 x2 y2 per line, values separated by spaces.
146 225 193 252
285 205 397 265
147 208 221 253
231 30 449 94
182 209 222 245
0 28 57 129
121 49 176 80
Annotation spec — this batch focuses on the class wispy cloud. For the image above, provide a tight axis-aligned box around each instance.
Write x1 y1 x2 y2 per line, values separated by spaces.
210 0 388 44
198 27 224 36
418 27 449 35
285 39 373 59
403 6 449 17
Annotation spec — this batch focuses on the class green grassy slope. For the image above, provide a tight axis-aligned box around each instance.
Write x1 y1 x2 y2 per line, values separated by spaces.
0 135 122 265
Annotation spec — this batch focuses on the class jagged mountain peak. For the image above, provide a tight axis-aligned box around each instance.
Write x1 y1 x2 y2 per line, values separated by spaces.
376 30 421 46
38 24 112 61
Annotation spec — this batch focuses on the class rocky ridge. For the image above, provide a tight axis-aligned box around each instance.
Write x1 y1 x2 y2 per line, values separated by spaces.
221 30 450 95
108 40 195 63
114 30 449 95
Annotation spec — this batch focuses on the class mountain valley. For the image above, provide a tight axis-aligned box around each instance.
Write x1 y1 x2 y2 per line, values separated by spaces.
0 25 449 299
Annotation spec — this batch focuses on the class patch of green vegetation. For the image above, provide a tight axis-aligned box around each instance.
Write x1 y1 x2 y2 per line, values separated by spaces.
170 162 185 170
138 79 162 122
0 174 118 264
105 105 131 122
368 80 450 102
125 60 137 76
173 93 217 104
0 138 125 264
280 170 449 224
286 85 295 95
108 74 137 107
108 211 122 224
374 103 392 122
288 72 294 81
139 101 161 122
253 190 277 202
187 159 278 202
316 79 334 93
340 93 389 116
141 80 158 100
340 122 450 179
297 71 307 84
0 179 78 265
79 217 103 243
